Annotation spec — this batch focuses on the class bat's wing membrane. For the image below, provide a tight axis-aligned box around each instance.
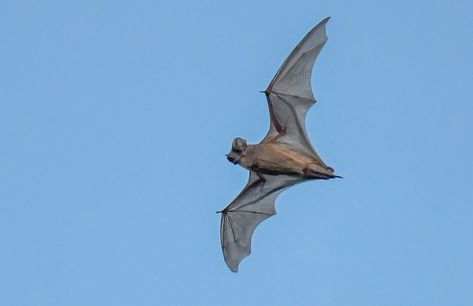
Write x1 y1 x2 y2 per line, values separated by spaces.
220 18 332 272
220 171 301 272
262 17 329 161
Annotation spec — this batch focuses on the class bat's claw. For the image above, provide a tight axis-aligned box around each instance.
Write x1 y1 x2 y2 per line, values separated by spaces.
304 163 339 180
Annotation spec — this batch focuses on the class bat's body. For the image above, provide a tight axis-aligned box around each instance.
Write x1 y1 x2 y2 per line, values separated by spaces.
228 141 335 179
219 17 339 272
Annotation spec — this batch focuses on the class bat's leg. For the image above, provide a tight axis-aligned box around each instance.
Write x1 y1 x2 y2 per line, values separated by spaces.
303 163 339 180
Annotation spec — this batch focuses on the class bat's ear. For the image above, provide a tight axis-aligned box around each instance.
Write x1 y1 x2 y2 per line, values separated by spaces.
232 137 247 152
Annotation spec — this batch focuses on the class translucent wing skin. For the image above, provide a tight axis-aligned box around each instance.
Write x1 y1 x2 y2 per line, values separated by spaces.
220 172 301 272
262 17 330 161
219 18 332 272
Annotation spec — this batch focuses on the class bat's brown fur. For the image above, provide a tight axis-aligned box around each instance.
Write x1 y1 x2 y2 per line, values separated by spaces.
227 139 336 179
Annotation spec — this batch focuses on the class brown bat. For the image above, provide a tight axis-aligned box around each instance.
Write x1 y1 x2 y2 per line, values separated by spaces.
218 17 340 272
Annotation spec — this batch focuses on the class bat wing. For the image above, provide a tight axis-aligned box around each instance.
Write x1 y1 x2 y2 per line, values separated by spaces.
262 17 330 161
220 171 301 272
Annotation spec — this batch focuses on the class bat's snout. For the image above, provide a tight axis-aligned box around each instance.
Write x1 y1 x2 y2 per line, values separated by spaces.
226 153 239 165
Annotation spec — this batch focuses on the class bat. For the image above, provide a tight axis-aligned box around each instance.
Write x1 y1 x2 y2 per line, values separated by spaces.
218 17 340 272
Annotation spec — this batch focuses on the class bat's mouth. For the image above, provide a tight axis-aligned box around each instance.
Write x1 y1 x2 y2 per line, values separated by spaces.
226 154 239 165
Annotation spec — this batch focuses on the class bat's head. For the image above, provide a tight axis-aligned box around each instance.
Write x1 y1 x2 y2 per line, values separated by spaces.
226 137 247 165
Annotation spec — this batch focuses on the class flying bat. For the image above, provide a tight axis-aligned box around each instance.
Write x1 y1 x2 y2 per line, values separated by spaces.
218 17 340 272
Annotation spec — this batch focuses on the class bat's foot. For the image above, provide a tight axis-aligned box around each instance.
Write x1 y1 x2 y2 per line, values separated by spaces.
304 163 340 180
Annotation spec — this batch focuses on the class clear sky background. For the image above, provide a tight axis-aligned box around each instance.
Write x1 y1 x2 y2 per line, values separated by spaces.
1 0 472 305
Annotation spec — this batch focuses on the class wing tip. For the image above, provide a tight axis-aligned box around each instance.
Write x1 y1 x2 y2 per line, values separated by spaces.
227 262 239 273
318 16 330 34
316 16 330 36
224 250 251 273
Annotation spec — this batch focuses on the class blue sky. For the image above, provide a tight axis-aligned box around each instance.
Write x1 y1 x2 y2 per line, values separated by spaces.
1 0 472 305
